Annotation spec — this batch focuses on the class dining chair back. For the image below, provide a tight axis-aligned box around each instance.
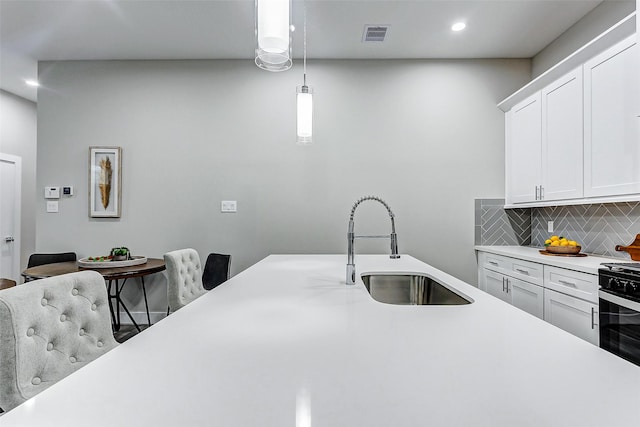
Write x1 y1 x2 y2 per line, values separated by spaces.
164 248 207 313
0 271 118 413
202 253 231 290
24 252 78 282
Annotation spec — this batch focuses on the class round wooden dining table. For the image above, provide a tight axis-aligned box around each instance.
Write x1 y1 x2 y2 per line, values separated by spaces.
21 258 166 332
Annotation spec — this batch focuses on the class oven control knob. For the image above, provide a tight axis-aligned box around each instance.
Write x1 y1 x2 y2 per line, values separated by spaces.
626 282 638 293
607 277 618 290
618 280 628 292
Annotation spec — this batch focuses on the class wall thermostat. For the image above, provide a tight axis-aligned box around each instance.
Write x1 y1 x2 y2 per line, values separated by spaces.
63 186 74 196
45 186 60 199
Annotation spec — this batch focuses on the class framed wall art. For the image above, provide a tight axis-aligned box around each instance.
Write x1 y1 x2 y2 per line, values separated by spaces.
89 146 122 218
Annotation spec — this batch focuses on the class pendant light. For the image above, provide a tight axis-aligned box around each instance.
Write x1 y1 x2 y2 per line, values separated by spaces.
255 0 292 72
296 4 313 145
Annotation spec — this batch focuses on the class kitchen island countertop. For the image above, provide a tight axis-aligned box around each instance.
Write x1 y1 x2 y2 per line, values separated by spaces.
2 254 639 426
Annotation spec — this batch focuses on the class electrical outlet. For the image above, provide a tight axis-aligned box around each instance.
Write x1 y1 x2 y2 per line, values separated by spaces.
221 200 237 213
547 221 554 233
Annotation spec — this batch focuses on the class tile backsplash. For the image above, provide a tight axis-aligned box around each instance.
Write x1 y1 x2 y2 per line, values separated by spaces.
531 202 640 259
475 199 640 259
475 199 530 246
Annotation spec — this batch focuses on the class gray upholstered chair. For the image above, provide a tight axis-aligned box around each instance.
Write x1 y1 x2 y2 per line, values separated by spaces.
0 271 118 413
164 248 207 313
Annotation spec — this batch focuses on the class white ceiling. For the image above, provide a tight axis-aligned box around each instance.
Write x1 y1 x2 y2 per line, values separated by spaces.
1 0 604 102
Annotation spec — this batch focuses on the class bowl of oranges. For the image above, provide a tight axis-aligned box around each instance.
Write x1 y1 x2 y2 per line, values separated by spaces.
544 236 581 254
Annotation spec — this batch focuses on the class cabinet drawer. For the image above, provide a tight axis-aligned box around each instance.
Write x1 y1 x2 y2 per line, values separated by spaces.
544 266 598 303
479 252 542 285
481 253 511 272
509 258 543 285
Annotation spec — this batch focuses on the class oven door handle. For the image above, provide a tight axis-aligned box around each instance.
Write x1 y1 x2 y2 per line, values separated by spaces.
599 290 640 312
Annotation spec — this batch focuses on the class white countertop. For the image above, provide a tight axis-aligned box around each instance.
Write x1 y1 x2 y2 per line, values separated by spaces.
475 245 634 274
2 255 640 426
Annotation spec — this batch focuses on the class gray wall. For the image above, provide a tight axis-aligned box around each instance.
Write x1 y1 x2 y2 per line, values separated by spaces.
36 59 530 315
0 90 37 272
532 0 635 78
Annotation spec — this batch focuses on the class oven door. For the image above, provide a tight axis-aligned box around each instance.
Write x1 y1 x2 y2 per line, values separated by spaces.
599 290 640 366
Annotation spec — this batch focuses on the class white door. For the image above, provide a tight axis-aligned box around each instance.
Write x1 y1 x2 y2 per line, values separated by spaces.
0 153 22 282
584 36 640 197
543 288 598 345
508 277 544 319
541 67 583 201
506 92 542 204
483 270 509 303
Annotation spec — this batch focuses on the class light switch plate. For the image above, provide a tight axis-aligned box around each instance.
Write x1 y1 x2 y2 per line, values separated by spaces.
46 201 59 213
62 186 74 196
547 221 554 233
45 186 60 199
221 200 237 213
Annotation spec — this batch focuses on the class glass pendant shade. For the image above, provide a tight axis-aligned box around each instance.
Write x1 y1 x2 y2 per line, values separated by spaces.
296 85 313 145
255 0 292 72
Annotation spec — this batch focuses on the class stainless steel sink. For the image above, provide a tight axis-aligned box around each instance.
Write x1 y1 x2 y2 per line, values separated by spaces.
361 273 473 305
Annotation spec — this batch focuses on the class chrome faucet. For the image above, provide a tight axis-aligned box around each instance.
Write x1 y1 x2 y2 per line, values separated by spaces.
346 196 400 285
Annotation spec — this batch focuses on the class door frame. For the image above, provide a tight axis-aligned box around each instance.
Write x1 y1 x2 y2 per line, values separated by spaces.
0 153 22 282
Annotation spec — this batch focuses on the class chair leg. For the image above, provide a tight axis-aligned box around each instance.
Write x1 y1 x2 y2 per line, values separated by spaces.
140 276 151 326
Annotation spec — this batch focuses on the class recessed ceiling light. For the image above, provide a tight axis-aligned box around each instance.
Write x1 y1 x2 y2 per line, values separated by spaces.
25 79 39 87
451 22 466 32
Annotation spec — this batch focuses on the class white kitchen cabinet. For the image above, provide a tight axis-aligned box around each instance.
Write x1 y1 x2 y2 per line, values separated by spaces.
506 93 542 204
584 35 640 198
477 249 599 343
543 288 599 345
483 269 510 303
479 252 544 319
507 67 583 205
510 277 544 319
541 67 583 201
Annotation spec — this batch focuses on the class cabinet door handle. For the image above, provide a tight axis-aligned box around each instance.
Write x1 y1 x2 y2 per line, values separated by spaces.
591 307 597 329
540 185 544 200
488 261 499 266
535 186 539 200
515 268 529 275
502 277 506 292
558 279 576 287
506 278 510 294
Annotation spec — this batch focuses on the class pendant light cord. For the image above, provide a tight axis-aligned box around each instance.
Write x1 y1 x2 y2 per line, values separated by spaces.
303 3 307 87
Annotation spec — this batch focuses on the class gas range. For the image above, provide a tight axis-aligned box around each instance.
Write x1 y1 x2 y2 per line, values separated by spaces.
599 263 640 302
599 262 640 366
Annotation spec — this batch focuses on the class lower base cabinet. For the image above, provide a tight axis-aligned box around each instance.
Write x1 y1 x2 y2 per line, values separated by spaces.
511 277 545 319
482 269 544 318
543 288 599 345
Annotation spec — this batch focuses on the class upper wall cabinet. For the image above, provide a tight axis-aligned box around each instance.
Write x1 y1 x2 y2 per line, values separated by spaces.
584 36 640 198
506 68 583 204
506 93 542 204
541 67 584 202
504 28 638 207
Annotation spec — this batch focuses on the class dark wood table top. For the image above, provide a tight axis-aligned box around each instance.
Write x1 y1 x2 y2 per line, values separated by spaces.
0 278 17 290
22 258 166 281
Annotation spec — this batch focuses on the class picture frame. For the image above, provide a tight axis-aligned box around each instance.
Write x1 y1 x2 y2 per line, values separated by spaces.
89 146 122 218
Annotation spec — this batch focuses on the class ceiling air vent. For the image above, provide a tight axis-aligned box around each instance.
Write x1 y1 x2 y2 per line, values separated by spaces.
363 25 389 42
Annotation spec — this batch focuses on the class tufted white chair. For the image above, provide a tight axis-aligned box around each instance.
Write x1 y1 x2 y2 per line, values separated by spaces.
164 248 207 313
0 271 118 413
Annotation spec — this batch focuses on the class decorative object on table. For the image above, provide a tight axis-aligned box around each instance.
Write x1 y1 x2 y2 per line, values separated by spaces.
77 255 147 269
110 246 130 261
89 146 122 218
540 235 584 256
615 234 640 261
538 250 587 257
